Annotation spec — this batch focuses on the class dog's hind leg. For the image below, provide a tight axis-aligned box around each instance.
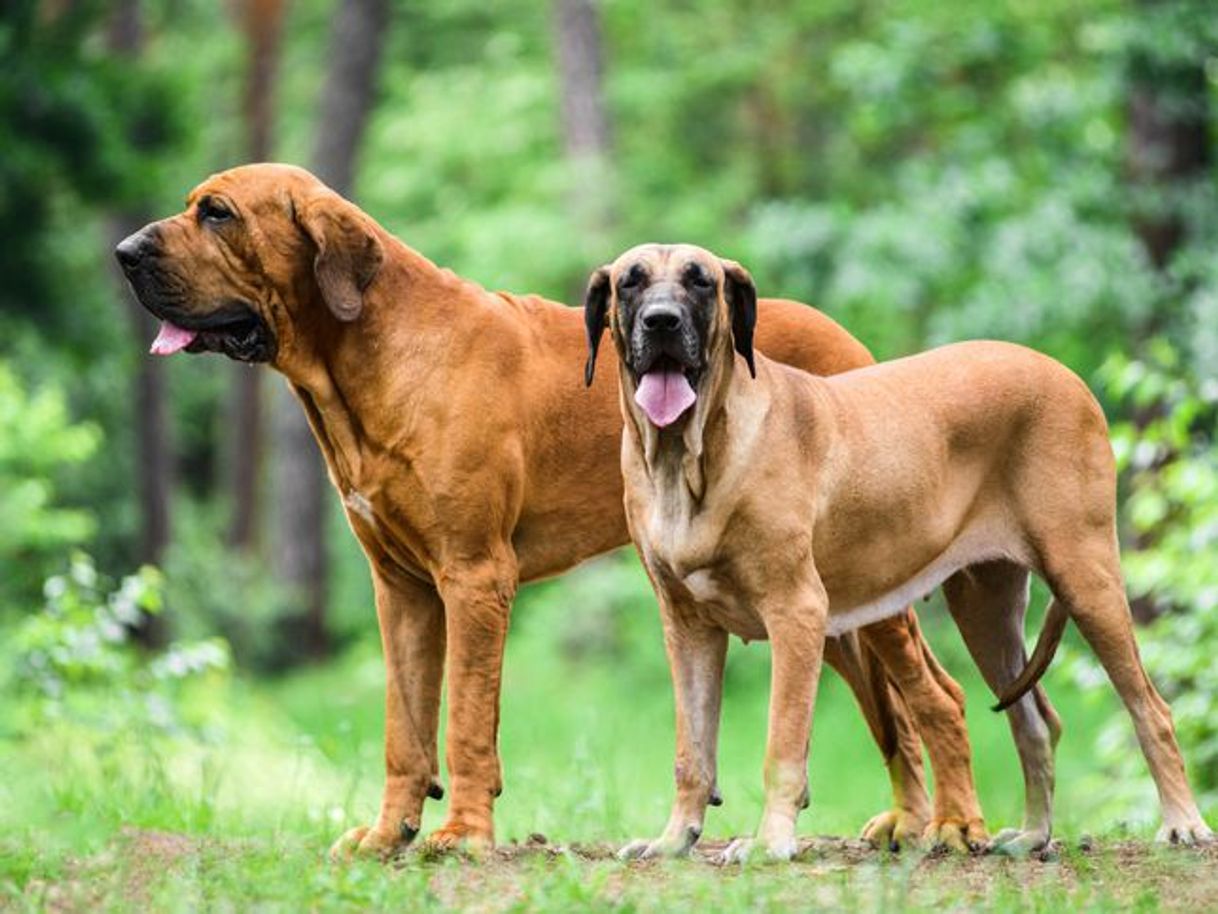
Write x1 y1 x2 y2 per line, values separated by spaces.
1039 540 1212 845
858 611 987 852
823 625 932 851
943 560 1059 856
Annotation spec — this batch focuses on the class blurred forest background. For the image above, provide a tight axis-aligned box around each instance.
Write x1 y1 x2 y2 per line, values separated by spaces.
3 0 1218 902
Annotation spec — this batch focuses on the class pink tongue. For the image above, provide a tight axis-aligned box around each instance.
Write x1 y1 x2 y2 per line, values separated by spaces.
149 321 197 356
634 368 696 427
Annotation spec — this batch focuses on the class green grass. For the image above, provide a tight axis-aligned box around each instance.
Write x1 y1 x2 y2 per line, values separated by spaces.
1 555 1209 911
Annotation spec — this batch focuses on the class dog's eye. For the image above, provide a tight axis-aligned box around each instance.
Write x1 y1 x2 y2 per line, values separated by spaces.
197 198 234 225
685 267 714 291
619 266 647 291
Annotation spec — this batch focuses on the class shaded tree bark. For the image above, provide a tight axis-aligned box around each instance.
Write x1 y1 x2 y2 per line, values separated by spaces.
311 0 389 191
552 0 614 300
226 0 286 553
1127 34 1211 271
106 0 170 647
1124 0 1211 624
553 0 611 162
271 0 389 661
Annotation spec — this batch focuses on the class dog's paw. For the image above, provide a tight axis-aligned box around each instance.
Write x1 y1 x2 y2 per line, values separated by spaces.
923 817 987 854
716 837 756 865
618 826 700 861
763 835 798 862
418 821 493 859
861 809 927 852
715 836 796 865
328 822 417 863
1156 819 1214 847
986 827 1050 857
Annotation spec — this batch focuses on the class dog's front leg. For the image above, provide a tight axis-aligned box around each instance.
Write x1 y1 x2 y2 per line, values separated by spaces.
721 583 827 865
423 555 518 852
330 570 446 861
620 599 728 860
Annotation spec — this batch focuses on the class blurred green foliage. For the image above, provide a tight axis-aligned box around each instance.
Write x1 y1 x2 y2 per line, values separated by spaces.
7 551 230 737
0 0 186 324
0 363 99 609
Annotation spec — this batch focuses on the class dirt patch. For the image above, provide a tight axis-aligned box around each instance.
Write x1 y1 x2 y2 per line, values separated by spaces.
485 834 882 865
14 831 1218 913
407 834 1218 912
14 828 220 913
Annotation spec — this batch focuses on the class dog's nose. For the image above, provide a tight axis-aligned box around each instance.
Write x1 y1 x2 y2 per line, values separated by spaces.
641 304 682 333
114 231 151 270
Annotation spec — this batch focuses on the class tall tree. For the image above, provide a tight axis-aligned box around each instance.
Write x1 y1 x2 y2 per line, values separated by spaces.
1126 0 1212 282
227 0 286 552
1123 0 1211 623
271 0 390 660
552 0 613 266
105 0 170 646
311 0 389 190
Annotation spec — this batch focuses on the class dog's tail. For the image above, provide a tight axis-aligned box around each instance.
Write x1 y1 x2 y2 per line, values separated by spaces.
991 597 1070 712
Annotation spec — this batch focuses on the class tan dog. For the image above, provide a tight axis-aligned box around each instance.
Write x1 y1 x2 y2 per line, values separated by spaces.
114 164 979 856
585 242 1212 861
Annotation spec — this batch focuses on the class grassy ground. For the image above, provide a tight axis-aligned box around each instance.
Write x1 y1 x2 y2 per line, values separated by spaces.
1 556 1208 911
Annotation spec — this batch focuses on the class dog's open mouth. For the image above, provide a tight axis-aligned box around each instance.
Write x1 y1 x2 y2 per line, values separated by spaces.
150 321 199 355
635 356 698 428
149 307 274 363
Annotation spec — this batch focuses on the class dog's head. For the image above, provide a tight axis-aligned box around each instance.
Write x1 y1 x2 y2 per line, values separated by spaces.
583 243 756 428
114 163 383 367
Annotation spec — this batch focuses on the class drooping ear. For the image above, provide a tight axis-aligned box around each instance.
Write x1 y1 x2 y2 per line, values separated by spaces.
583 265 612 387
295 190 384 322
722 259 757 378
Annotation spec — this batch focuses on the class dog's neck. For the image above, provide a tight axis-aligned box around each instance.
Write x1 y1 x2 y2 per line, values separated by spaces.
274 232 514 490
624 348 768 509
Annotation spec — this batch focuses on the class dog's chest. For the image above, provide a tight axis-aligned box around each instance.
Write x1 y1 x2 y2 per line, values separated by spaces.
662 560 768 641
641 515 768 642
638 488 721 578
337 481 431 581
343 490 377 527
627 446 766 639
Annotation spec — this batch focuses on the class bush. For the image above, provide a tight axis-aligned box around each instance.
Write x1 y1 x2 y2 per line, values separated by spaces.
159 500 295 670
0 362 99 613
7 552 230 738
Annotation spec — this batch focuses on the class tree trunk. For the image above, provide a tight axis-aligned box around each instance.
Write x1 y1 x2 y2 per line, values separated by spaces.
270 390 331 660
106 0 170 647
552 0 614 275
109 219 173 572
1126 0 1211 276
553 0 611 161
225 0 286 553
1124 0 1211 624
271 0 389 662
311 0 389 191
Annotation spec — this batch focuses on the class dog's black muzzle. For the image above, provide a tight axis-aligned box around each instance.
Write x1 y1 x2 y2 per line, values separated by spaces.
114 226 276 364
630 299 703 382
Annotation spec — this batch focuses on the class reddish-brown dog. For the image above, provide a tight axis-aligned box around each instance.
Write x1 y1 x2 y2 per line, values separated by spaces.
115 164 983 856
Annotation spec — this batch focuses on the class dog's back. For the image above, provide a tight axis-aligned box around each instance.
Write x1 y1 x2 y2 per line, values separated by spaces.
758 340 1116 631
